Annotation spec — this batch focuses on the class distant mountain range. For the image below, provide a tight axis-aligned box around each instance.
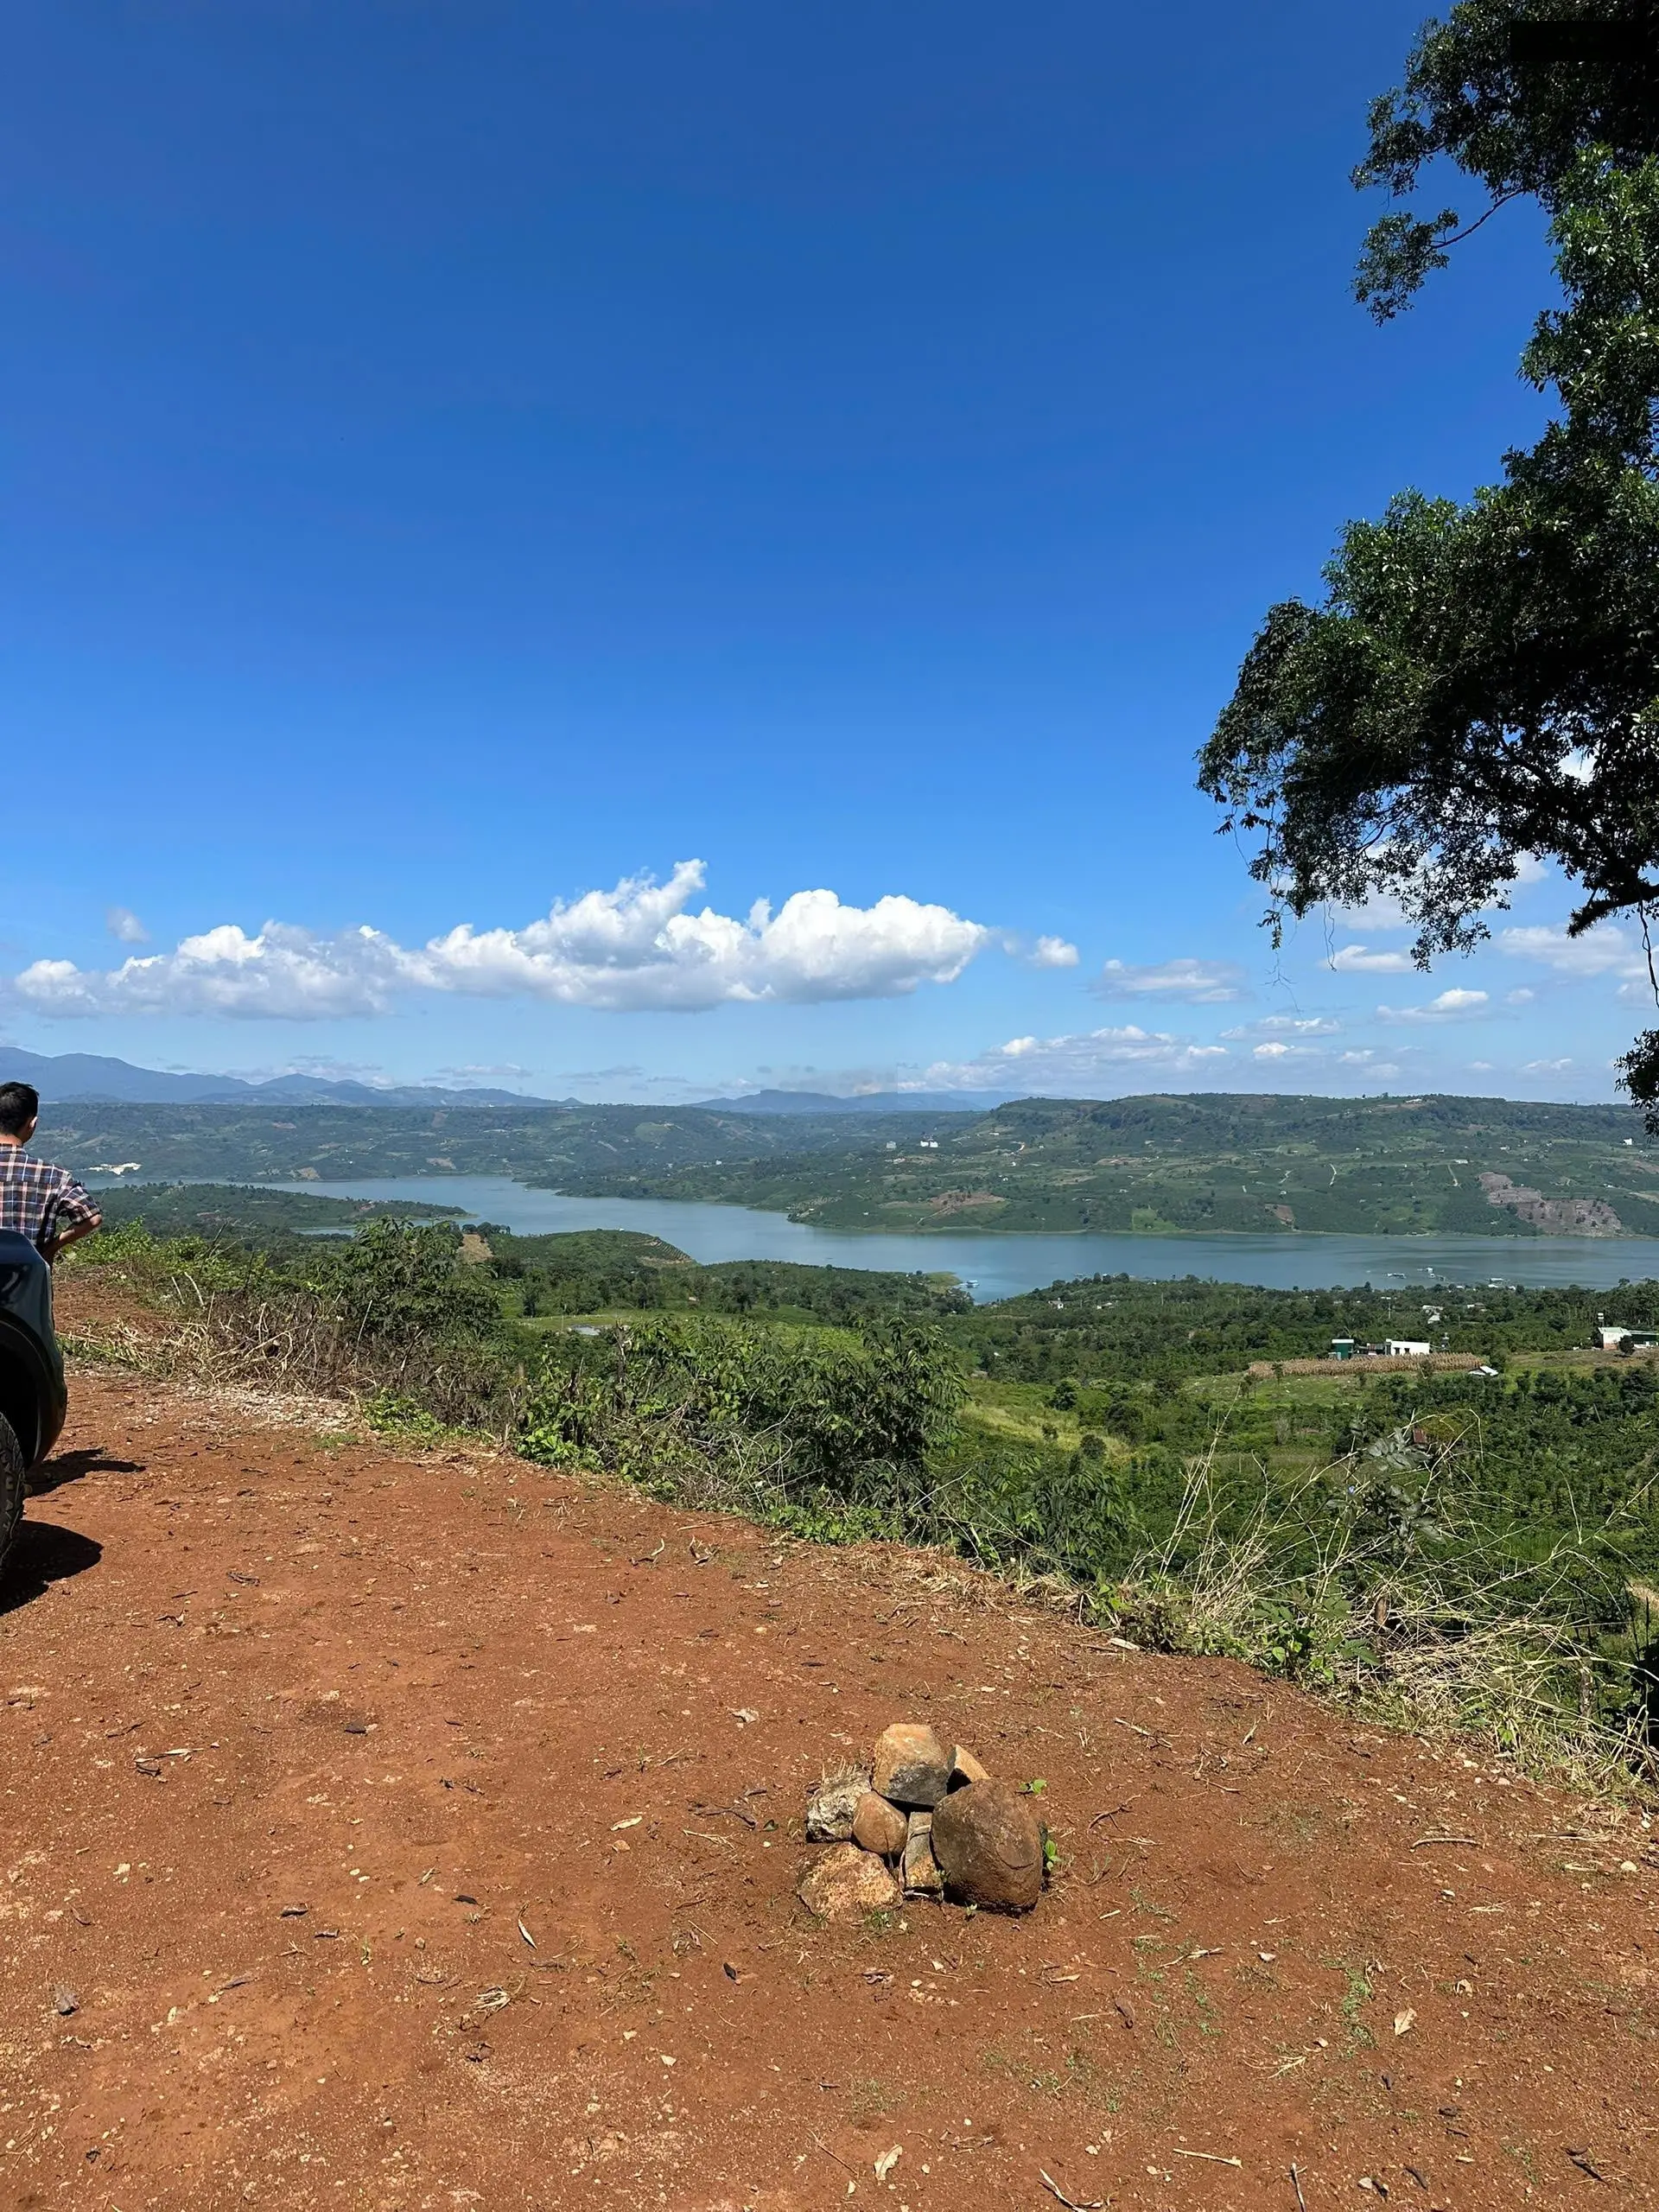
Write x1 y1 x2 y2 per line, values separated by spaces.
0 1046 562 1109
0 1049 990 1115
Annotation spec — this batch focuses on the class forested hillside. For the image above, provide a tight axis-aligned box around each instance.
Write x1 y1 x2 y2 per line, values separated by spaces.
48 1091 1659 1236
562 1092 1659 1236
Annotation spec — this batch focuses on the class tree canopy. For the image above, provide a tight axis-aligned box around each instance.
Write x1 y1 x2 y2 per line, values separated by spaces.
1197 1 1659 1117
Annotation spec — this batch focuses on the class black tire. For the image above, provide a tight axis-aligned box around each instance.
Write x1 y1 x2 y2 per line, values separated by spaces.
0 1411 23 1588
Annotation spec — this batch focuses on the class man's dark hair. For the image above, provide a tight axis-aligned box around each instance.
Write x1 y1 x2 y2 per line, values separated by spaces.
0 1082 40 1139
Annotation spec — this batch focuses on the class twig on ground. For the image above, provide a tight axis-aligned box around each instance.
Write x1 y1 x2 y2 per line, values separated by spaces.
1039 2170 1103 2210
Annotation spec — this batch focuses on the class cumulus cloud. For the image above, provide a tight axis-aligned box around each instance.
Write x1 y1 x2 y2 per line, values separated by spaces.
1331 943 1414 974
1222 1014 1342 1040
999 932 1081 969
1336 1049 1408 1077
1093 957 1246 1004
105 906 148 944
918 1024 1231 1093
1498 920 1649 979
1377 988 1491 1025
8 862 993 1020
919 1020 1439 1097
1522 1056 1574 1073
1325 854 1550 936
1326 892 1412 933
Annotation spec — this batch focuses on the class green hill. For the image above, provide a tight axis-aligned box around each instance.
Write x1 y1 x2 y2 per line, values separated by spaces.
45 1091 1659 1237
561 1091 1659 1237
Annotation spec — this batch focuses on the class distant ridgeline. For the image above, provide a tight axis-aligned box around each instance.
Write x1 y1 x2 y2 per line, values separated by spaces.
48 1090 1659 1237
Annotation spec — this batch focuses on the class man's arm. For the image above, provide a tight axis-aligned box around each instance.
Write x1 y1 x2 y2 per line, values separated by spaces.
43 1214 101 1264
42 1178 102 1265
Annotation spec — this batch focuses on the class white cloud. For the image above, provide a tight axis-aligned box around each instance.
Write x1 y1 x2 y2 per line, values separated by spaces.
1223 1014 1341 1040
105 906 148 944
1335 1046 1406 1068
8 862 993 1020
1026 935 1081 969
1522 1057 1574 1073
1377 988 1491 1025
1498 921 1648 978
1504 988 1535 1005
14 924 400 1020
1093 957 1246 1004
1326 853 1550 935
920 1024 1231 1093
1331 943 1414 975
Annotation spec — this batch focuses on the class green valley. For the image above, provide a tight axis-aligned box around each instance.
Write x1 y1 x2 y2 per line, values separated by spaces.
44 1090 1659 1238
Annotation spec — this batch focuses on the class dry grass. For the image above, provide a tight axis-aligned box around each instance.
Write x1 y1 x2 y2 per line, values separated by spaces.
1115 1450 1656 1802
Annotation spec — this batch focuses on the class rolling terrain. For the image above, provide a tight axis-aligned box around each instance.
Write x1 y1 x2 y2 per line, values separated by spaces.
41 1098 944 1187
556 1093 1659 1238
40 1091 1659 1237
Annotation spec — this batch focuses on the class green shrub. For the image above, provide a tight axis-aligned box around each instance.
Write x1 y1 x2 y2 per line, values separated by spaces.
74 1217 521 1430
518 1316 963 1529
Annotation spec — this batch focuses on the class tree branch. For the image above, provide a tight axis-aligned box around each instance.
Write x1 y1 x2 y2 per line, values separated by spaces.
1432 188 1528 254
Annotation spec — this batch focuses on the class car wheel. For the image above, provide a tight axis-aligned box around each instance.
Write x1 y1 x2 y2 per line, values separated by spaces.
0 1412 23 1586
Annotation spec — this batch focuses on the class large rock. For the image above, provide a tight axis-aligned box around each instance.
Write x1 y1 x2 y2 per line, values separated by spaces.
804 1769 869 1841
931 1779 1045 1913
852 1791 909 1859
901 1810 944 1898
797 1843 902 1923
871 1722 950 1809
949 1745 991 1790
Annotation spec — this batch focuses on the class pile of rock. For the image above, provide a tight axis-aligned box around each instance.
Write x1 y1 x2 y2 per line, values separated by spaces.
796 1721 1046 1923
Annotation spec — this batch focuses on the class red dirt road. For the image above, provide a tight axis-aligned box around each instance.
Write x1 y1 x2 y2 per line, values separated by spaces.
3 1370 1656 2210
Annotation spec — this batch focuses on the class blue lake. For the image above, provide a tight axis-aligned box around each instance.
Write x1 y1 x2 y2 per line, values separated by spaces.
188 1173 1659 1303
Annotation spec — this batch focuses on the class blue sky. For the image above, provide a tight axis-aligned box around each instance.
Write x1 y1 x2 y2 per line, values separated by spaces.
0 1 1636 1103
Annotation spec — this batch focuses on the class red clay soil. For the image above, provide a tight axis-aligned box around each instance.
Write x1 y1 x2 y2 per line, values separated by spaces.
3 1370 1657 2212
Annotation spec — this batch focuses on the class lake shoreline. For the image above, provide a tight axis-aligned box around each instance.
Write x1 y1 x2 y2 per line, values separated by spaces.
92 1172 1659 1301
101 1168 1634 1241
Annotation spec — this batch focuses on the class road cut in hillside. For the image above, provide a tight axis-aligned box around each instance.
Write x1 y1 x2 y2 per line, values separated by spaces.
2 1369 1656 2210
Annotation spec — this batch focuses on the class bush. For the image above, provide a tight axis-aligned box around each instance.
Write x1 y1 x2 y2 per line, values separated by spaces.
518 1316 964 1532
74 1217 522 1430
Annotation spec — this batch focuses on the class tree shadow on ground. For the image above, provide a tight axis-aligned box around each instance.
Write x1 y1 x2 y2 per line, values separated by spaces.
1 1519 102 1616
28 1447 144 1497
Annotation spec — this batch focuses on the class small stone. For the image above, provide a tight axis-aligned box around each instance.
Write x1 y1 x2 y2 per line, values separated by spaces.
949 1745 991 1790
852 1791 909 1859
51 1985 78 2018
804 1768 869 1841
901 1809 944 1898
931 1779 1045 1912
798 1844 902 1923
871 1722 950 1809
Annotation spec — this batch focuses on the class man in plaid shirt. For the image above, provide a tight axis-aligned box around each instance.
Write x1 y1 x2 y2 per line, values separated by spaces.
0 1083 102 1260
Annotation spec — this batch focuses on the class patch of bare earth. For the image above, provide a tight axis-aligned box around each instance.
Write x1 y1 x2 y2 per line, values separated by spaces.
3 1368 1656 2210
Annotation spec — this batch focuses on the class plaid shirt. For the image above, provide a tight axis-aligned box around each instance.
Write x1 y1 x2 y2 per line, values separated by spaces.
0 1149 102 1254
